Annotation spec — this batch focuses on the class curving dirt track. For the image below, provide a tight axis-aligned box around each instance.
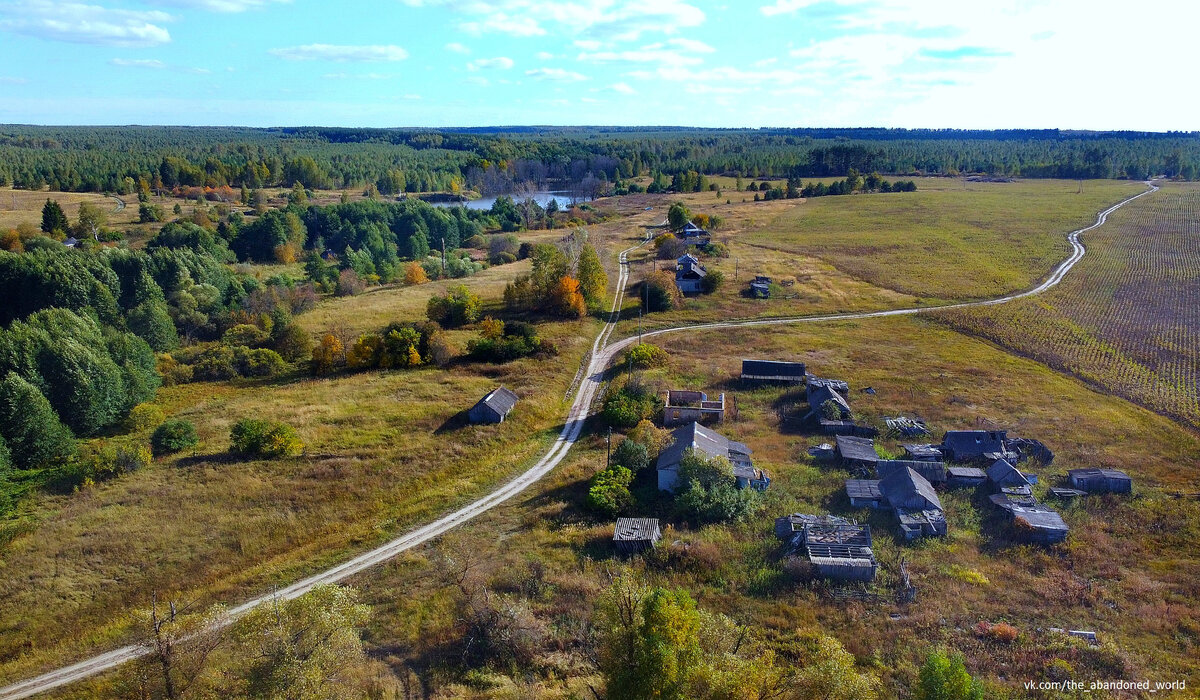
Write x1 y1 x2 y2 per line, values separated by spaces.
0 182 1156 700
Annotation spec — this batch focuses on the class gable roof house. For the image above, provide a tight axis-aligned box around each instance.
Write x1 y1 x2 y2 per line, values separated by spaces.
877 459 946 485
1068 468 1132 494
741 359 807 384
656 422 768 493
844 466 946 540
986 458 1033 496
674 253 707 293
468 387 519 424
942 430 1016 463
680 221 709 238
613 518 662 554
991 497 1070 544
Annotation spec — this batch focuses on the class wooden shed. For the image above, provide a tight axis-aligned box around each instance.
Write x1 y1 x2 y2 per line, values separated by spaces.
877 459 946 485
835 435 879 469
1067 468 1132 494
468 386 518 424
613 518 662 554
741 359 806 384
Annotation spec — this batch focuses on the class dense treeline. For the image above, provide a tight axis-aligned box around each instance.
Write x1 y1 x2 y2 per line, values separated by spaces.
1 126 1197 196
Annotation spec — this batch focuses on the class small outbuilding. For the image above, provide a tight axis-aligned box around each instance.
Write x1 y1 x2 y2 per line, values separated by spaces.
1067 468 1132 494
992 497 1070 544
986 458 1033 496
877 459 946 485
942 429 1014 462
613 518 662 554
799 518 878 582
845 479 884 508
741 359 807 384
468 387 519 424
835 435 879 469
902 443 944 462
749 275 771 299
946 466 987 488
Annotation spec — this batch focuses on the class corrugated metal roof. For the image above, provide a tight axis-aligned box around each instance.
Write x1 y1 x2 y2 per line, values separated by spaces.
657 422 752 472
477 386 518 415
614 518 661 541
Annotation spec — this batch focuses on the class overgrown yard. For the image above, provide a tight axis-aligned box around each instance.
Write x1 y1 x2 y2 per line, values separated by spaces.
255 314 1200 699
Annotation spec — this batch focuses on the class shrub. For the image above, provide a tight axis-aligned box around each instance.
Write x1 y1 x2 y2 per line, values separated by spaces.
426 284 482 327
335 268 365 297
403 261 430 285
126 403 165 432
916 648 984 700
585 465 633 516
230 418 302 458
271 322 312 362
700 269 724 294
601 379 661 429
152 419 198 455
190 346 238 381
156 353 194 386
233 347 287 377
223 323 269 347
87 443 152 480
643 271 680 312
611 438 649 473
974 621 1019 643
624 343 668 369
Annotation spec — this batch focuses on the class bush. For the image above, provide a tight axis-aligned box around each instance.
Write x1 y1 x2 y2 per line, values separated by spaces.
152 419 198 455
601 379 661 429
125 403 165 432
230 418 302 458
87 443 152 480
643 271 680 312
190 346 238 381
335 268 365 297
271 322 312 362
700 269 724 294
624 343 668 369
426 284 482 327
223 323 269 347
611 438 649 472
156 353 194 386
585 465 633 516
233 347 287 377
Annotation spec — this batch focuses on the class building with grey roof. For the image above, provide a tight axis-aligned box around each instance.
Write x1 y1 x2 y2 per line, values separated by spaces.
656 422 768 493
468 386 519 424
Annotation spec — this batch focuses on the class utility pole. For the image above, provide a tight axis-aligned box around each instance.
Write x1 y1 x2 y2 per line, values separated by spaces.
607 427 612 467
441 238 447 273
734 257 739 282
638 309 643 345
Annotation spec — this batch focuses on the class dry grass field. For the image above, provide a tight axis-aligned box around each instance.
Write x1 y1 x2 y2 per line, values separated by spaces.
0 187 137 232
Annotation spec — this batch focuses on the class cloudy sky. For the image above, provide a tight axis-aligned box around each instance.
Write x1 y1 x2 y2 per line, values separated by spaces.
0 0 1196 129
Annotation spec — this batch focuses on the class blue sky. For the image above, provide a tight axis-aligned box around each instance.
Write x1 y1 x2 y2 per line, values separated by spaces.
0 0 1196 129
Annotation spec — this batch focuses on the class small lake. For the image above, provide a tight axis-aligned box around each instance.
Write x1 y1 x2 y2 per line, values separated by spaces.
429 190 580 211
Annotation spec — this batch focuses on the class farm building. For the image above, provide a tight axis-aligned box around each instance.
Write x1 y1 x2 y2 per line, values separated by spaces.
613 518 662 554
663 389 725 427
1068 468 1132 494
990 496 1069 544
986 459 1033 496
468 387 518 424
681 221 709 238
656 422 768 493
749 275 771 298
741 359 806 384
845 479 884 508
835 435 880 469
902 443 944 462
798 518 878 582
941 429 1016 462
877 459 946 485
674 253 707 293
946 466 987 488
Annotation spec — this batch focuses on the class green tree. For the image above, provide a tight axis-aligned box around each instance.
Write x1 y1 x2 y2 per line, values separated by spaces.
41 199 69 236
0 434 11 476
916 648 984 700
75 201 108 241
611 438 649 472
597 577 702 700
585 464 633 516
230 585 371 700
0 372 75 469
127 300 179 351
230 418 302 458
426 284 481 327
667 202 691 231
576 243 608 312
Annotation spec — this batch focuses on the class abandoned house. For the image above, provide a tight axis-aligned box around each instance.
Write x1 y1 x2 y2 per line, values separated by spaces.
674 253 707 294
468 386 519 424
990 495 1070 544
877 459 946 485
750 275 771 298
741 359 807 384
835 434 880 469
902 443 944 462
613 518 662 554
656 422 769 493
946 465 988 488
941 429 1017 463
1008 437 1056 465
796 517 878 582
844 466 946 540
1067 468 1132 494
663 389 726 427
886 416 930 438
680 221 709 239
986 458 1034 496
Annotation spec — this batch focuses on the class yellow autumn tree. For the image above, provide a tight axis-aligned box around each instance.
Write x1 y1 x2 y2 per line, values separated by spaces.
311 333 344 375
479 316 505 340
404 262 430 285
551 275 587 319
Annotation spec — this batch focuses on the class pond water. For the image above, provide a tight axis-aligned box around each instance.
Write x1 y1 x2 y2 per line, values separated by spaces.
429 190 580 211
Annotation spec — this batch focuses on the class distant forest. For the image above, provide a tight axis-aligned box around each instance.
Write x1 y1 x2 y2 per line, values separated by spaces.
1 125 1198 194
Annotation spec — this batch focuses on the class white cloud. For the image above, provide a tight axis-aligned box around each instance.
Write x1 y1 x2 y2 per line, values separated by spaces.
147 0 289 12
444 41 470 54
270 44 409 62
525 67 588 82
467 56 514 70
536 51 555 60
609 81 635 94
465 75 490 86
666 37 714 53
321 72 400 80
400 0 703 41
0 76 28 84
109 58 166 68
578 43 702 67
760 0 818 16
0 0 173 47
